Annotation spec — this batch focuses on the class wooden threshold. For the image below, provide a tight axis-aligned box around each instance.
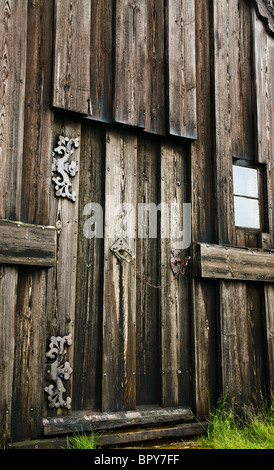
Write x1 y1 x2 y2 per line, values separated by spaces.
43 406 193 436
195 242 274 282
10 421 207 449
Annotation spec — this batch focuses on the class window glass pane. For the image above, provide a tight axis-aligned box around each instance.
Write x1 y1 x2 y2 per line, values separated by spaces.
234 196 260 229
233 166 258 198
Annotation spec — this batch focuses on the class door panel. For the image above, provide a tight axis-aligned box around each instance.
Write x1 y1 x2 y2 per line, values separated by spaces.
73 126 191 413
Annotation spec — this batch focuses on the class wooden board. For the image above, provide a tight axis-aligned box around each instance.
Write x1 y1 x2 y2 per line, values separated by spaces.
20 0 54 226
264 285 274 389
192 278 218 420
213 0 239 245
102 129 137 412
0 265 18 439
196 243 274 282
0 0 27 221
43 406 193 435
53 0 91 114
252 10 274 247
73 124 105 411
7 0 56 443
136 136 160 405
0 220 56 267
220 281 266 407
45 118 81 418
11 267 47 440
11 421 207 448
167 0 197 138
160 141 190 407
145 0 166 135
115 0 147 128
90 0 114 123
0 0 28 440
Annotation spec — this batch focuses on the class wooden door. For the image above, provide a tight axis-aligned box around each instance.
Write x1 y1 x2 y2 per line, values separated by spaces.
43 122 193 437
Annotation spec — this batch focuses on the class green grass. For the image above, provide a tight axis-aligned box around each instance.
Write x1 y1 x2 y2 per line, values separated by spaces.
197 393 274 449
66 431 99 449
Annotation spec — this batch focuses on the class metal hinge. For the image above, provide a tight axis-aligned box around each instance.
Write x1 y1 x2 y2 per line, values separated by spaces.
44 334 73 410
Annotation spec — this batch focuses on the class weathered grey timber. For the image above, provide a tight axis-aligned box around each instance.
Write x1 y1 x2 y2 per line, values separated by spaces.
0 0 273 445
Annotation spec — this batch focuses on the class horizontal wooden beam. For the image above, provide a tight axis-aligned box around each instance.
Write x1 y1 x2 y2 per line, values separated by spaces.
43 406 193 436
10 422 207 448
0 220 57 267
195 243 274 282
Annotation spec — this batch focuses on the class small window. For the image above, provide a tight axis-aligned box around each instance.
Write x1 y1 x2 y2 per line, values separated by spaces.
233 165 260 229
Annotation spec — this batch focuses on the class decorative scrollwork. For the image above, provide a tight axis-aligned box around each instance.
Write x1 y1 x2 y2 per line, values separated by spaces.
253 0 274 35
52 136 80 202
264 0 274 16
45 334 73 410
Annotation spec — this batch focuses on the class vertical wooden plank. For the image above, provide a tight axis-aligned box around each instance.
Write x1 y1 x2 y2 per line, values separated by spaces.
136 136 160 406
145 0 166 135
73 124 105 411
21 0 54 226
11 268 47 441
192 0 215 245
238 0 255 161
252 11 274 165
46 118 81 416
0 264 17 439
167 0 197 139
160 141 190 407
220 282 249 405
9 1 55 441
53 0 91 115
90 0 114 123
192 279 219 419
115 0 147 128
264 285 274 390
253 12 274 247
213 0 239 246
0 0 27 220
192 0 219 419
220 281 266 407
0 0 27 440
102 129 137 412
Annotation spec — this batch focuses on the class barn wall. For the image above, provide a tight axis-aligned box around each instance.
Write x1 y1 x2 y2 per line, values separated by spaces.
0 0 273 442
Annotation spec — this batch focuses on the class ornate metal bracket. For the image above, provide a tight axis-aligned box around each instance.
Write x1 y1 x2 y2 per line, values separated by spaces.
252 0 274 35
45 334 73 410
52 136 79 202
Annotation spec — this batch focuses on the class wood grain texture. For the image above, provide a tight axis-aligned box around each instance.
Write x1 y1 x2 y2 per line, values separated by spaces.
102 129 137 412
11 267 47 441
213 0 238 245
115 0 147 127
136 136 160 405
73 124 105 411
0 220 56 267
0 0 27 221
145 0 166 135
167 0 197 138
192 278 218 419
252 10 274 247
220 281 266 408
0 264 17 439
160 141 190 407
45 118 81 417
21 0 54 226
196 243 274 282
90 0 114 123
43 405 193 435
0 0 28 440
53 0 91 114
264 284 274 389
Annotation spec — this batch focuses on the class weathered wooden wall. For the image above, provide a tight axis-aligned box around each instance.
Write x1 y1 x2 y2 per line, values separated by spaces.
0 0 273 443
